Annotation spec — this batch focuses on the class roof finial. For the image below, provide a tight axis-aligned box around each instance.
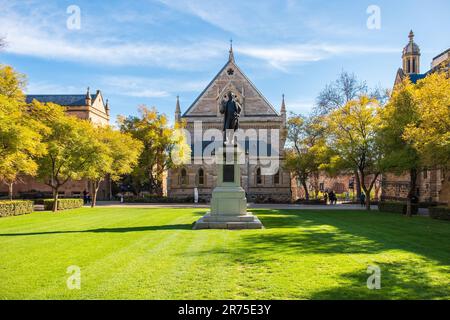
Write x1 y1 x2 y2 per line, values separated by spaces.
229 38 235 62
281 94 286 113
409 30 414 42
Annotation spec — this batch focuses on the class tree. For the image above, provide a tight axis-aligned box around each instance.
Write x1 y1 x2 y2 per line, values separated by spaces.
0 65 45 199
285 114 328 200
403 73 450 168
325 96 383 210
118 106 190 196
315 71 389 199
379 77 421 216
30 101 103 211
85 126 143 207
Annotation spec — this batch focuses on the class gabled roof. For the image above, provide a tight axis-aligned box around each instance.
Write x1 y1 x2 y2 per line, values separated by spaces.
26 93 96 106
182 55 279 118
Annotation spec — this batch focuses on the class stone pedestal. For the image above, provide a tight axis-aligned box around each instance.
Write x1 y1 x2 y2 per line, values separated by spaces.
193 144 263 230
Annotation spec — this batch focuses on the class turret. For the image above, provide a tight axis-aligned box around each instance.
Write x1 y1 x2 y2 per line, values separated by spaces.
85 87 91 106
402 30 421 74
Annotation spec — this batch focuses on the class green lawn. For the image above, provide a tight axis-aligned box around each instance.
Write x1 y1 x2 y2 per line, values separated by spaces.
0 207 449 299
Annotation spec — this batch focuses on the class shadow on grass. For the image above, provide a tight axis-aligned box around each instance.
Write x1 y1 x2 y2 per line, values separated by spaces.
310 262 450 299
0 224 193 236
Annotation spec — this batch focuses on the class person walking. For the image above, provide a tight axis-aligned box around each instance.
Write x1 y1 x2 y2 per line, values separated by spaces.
360 192 366 207
323 192 328 205
83 190 88 205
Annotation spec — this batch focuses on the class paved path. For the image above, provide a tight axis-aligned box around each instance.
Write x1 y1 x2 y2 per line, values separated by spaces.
94 201 376 211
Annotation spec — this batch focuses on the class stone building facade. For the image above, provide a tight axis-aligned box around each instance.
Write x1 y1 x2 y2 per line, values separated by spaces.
382 31 450 204
167 46 291 202
0 88 111 200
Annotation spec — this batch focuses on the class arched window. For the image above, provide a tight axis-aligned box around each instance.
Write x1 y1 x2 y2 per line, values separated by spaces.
412 58 416 73
273 170 280 185
198 168 205 186
256 167 262 185
180 168 188 186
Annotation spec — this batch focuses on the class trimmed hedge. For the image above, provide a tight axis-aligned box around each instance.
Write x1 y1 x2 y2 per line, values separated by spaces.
124 195 198 203
429 206 450 221
43 198 84 211
378 201 418 215
0 200 34 217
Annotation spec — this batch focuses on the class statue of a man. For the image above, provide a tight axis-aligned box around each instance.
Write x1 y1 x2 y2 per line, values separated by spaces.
220 92 242 143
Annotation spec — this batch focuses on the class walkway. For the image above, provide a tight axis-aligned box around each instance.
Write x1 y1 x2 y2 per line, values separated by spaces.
94 201 376 211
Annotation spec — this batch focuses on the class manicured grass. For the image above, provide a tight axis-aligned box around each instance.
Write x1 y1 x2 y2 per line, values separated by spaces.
0 207 449 299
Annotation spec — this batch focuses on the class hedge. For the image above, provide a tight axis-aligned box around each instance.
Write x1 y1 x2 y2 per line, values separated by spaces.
429 206 450 221
43 198 84 211
123 194 201 203
0 200 34 217
378 201 418 215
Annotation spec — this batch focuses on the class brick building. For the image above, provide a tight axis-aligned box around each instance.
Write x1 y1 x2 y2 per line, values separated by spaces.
0 88 112 200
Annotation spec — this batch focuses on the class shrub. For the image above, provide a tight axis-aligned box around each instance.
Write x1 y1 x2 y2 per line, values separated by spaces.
43 198 84 211
378 201 418 215
123 195 196 204
0 200 34 217
295 199 326 205
429 206 450 221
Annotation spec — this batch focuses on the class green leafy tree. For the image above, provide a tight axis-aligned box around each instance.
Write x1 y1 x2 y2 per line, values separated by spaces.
285 114 328 200
403 73 450 168
85 126 143 207
118 106 190 196
325 96 383 210
30 101 103 211
0 65 45 199
379 77 421 216
315 71 389 199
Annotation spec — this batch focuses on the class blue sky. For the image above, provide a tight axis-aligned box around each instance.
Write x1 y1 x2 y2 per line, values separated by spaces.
1 0 449 123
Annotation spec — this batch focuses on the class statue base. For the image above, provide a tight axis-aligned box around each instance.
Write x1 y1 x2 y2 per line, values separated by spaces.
193 144 264 230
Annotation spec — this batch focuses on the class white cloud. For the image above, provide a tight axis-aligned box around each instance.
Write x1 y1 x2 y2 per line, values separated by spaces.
0 4 224 69
238 44 399 70
100 75 208 98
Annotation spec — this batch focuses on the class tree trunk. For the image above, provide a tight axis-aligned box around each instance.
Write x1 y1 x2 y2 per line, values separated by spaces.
406 168 418 217
8 182 13 201
302 179 309 200
354 169 361 200
53 189 59 212
359 171 371 211
91 180 100 208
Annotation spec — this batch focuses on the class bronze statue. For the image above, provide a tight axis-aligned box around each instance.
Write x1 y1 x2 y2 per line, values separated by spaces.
220 92 241 143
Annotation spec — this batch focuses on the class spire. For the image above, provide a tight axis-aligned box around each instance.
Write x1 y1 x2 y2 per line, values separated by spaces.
408 30 414 42
175 95 181 122
85 87 91 106
228 39 234 62
281 94 286 113
280 94 286 127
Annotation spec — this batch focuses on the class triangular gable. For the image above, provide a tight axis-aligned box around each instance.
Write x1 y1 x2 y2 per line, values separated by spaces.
183 59 279 117
91 91 107 114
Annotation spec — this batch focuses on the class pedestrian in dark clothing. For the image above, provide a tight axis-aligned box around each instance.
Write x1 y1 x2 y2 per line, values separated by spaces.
83 190 88 205
329 191 337 205
323 192 328 205
360 192 366 207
